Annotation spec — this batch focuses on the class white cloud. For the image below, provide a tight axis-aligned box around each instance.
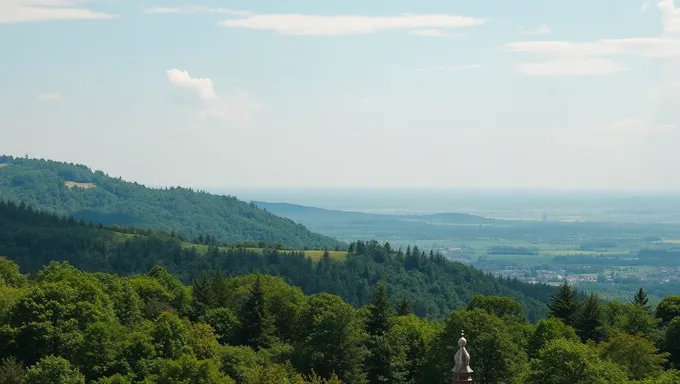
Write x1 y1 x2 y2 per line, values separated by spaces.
219 13 487 36
166 69 260 122
38 92 62 101
503 0 680 76
145 5 250 16
517 59 628 76
417 64 482 72
642 1 653 11
167 69 217 101
0 0 115 23
410 29 464 38
604 117 651 135
360 97 382 105
520 23 551 35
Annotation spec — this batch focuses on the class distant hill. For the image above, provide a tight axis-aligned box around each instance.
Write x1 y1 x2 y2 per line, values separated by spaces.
0 155 341 249
254 201 495 240
0 199 553 321
420 212 495 223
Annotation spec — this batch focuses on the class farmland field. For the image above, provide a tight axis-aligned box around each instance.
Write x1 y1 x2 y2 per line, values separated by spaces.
180 242 347 260
64 181 96 189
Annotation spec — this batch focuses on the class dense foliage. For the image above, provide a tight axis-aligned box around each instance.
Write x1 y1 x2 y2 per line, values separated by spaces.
0 156 341 249
0 199 551 321
1 260 679 384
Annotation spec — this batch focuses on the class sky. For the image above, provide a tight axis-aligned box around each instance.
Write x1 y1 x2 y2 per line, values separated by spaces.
1 0 680 190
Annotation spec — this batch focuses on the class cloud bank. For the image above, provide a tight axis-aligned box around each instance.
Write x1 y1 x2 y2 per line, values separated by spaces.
0 0 115 23
503 0 680 76
218 13 487 36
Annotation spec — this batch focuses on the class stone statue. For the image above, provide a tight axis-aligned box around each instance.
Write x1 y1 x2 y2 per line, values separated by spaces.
452 331 473 383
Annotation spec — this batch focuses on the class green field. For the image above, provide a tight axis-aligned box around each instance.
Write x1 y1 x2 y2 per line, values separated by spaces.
0 164 7 168
179 242 347 260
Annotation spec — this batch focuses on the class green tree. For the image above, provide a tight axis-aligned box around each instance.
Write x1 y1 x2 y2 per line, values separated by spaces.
157 354 234 383
389 315 438 384
548 281 580 327
467 296 527 322
0 257 28 287
655 296 680 325
527 317 579 359
366 281 391 337
294 293 366 384
92 374 134 384
152 312 192 359
597 331 668 380
365 281 401 383
635 369 680 384
631 287 651 313
525 338 627 384
604 302 660 340
201 307 240 345
430 309 527 384
74 321 128 380
575 293 605 342
25 355 85 384
0 357 27 384
396 299 411 316
190 273 218 320
663 317 680 369
238 276 275 350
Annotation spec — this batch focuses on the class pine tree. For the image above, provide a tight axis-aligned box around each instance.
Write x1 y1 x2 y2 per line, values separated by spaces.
366 281 392 337
365 281 398 384
547 281 580 327
210 269 227 307
632 287 651 313
190 273 217 320
238 275 275 350
575 293 605 342
396 298 412 316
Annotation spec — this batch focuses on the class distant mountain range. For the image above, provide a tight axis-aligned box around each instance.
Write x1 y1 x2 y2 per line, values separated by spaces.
0 155 342 249
254 201 496 241
255 201 494 223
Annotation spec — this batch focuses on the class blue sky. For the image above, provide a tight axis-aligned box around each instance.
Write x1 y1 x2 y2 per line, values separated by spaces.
1 0 679 190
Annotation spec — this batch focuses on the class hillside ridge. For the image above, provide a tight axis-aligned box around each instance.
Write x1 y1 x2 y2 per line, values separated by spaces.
0 155 341 249
0 198 552 321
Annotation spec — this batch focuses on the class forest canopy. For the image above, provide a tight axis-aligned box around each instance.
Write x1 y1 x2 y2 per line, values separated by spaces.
0 156 342 249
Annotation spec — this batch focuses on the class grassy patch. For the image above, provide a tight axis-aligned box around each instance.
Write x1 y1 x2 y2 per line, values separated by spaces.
179 243 347 261
64 181 96 189
0 164 8 168
300 250 347 261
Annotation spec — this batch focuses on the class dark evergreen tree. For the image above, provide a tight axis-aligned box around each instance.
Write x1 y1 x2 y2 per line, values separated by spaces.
575 293 605 342
365 281 398 384
632 287 651 313
238 275 275 350
366 281 391 337
190 273 217 320
397 298 412 316
548 281 580 327
210 269 227 307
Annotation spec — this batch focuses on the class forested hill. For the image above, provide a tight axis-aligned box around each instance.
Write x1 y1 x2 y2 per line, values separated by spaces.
0 199 553 321
0 156 341 249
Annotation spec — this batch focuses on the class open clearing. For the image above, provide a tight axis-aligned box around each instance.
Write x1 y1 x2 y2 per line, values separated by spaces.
0 164 8 168
180 243 348 260
64 181 96 189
